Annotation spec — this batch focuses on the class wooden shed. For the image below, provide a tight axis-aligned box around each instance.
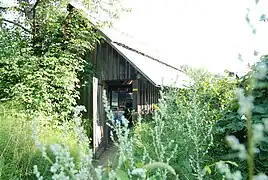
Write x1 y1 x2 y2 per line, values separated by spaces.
90 30 190 112
70 2 191 157
89 33 190 157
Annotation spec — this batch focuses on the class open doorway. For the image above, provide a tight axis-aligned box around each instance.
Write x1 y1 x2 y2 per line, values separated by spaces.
107 80 134 127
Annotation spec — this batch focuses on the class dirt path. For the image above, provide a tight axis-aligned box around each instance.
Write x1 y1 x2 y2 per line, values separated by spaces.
93 145 118 169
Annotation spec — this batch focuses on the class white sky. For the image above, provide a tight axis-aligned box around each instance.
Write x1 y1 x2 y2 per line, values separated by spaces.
2 0 268 75
113 0 268 75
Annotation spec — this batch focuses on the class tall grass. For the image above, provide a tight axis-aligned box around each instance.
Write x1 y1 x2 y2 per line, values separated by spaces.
0 103 48 179
0 102 89 179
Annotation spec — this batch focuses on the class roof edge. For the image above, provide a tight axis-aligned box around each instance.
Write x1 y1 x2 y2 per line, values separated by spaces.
69 1 159 86
68 1 189 88
110 42 158 86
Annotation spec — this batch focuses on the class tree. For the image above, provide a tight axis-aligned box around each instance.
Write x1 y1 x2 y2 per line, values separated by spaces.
0 0 128 117
180 64 239 115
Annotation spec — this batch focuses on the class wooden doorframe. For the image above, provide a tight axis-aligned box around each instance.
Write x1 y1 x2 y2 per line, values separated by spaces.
92 77 98 157
92 77 109 159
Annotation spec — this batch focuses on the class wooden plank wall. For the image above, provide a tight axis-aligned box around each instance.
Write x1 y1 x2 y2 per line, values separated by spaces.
91 41 161 114
138 78 160 113
95 41 137 81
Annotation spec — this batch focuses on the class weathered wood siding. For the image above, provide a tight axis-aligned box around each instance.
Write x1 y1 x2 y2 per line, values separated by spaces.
93 41 138 81
90 41 161 114
79 36 163 158
137 78 160 113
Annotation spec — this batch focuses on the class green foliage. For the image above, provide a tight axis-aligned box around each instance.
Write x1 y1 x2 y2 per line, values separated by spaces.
2 0 267 179
0 0 102 117
180 65 239 116
0 0 129 179
0 102 91 179
131 71 238 179
0 0 129 118
215 55 268 175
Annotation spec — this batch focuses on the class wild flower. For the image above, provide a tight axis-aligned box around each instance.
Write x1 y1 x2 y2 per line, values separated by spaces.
215 161 242 180
236 88 254 116
33 165 44 180
131 168 146 178
263 118 268 132
226 135 247 160
252 124 264 143
253 174 268 180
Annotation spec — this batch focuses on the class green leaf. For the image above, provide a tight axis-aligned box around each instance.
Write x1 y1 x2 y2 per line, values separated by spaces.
253 105 267 114
260 141 268 151
225 161 238 167
203 165 212 175
115 170 129 180
143 162 176 175
259 151 268 160
135 162 144 168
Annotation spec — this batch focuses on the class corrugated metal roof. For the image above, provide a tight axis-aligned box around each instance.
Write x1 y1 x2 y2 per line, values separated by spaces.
69 1 191 88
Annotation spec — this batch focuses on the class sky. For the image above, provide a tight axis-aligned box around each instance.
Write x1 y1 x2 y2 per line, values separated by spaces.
2 0 268 75
112 0 268 75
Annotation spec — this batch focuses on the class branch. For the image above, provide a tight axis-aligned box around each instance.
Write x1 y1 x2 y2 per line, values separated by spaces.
32 0 42 37
31 0 41 12
0 18 31 33
0 6 8 12
62 4 75 39
0 6 25 14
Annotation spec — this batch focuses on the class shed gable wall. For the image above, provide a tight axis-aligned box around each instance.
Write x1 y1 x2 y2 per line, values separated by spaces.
93 41 138 81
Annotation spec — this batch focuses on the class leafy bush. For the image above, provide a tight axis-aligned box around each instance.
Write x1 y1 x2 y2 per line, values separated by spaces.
205 56 268 180
0 9 99 118
130 70 238 179
215 55 268 176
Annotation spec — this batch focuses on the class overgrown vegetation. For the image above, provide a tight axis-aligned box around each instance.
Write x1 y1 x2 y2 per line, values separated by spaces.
132 68 239 179
0 0 102 118
214 55 268 178
0 0 127 179
0 0 267 179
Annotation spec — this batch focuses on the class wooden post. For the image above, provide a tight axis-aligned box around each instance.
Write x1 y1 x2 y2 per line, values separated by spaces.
145 81 148 111
149 83 151 110
132 79 140 113
92 77 98 158
102 81 109 148
125 58 127 79
153 86 156 104
140 80 143 111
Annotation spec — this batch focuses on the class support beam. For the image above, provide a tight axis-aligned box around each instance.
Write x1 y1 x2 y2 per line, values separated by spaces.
132 79 140 112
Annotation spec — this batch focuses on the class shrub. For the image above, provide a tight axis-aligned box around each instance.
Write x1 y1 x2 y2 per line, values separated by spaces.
215 56 268 177
130 71 237 179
